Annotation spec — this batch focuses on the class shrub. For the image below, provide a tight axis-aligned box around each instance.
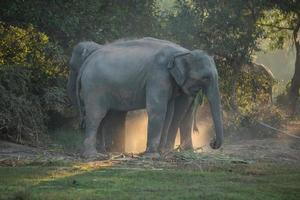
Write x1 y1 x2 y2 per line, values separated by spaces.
0 22 70 145
0 66 46 144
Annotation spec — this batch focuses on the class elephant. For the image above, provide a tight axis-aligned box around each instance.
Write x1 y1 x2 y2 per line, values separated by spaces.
68 37 223 159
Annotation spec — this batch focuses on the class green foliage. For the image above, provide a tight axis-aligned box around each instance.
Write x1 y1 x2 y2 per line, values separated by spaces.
0 22 67 76
237 63 276 113
0 0 159 48
258 9 296 50
42 87 68 115
0 65 46 143
0 23 69 144
162 0 266 110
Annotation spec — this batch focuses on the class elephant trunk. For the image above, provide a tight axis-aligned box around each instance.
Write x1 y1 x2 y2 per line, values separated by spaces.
206 81 223 149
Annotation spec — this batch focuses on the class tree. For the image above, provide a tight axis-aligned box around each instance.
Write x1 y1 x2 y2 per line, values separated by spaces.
0 0 158 49
258 0 300 114
0 22 67 144
165 0 265 111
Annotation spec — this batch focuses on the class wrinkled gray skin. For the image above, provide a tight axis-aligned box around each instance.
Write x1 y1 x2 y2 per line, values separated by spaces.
68 38 223 159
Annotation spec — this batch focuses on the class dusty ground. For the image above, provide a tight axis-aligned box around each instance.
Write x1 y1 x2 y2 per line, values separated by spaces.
0 109 300 166
0 120 299 167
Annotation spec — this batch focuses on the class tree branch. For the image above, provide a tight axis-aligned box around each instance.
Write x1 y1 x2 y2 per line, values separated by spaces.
256 22 294 30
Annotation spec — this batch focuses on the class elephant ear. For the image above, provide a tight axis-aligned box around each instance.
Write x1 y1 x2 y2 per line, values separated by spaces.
81 48 88 59
167 52 191 86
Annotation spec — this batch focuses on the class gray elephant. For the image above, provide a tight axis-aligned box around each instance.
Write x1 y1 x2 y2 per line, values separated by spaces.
68 37 223 159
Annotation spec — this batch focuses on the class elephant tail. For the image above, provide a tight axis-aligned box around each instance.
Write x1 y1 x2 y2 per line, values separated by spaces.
67 69 78 107
67 66 86 129
76 71 86 129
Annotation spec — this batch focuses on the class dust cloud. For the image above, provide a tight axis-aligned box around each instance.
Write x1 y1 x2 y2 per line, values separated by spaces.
125 111 148 153
124 105 213 153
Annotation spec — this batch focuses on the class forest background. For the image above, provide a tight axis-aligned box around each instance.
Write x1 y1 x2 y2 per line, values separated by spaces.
0 0 299 145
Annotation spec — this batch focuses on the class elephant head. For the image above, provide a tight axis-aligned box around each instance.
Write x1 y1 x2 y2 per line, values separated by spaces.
167 50 223 149
69 41 102 71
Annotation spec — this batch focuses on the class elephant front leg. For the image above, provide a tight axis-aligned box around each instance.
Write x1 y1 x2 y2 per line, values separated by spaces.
165 95 192 150
164 112 182 151
158 100 175 153
145 110 167 157
145 96 170 158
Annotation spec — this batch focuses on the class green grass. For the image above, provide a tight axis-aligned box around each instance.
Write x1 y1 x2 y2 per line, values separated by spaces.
48 128 84 154
0 163 299 200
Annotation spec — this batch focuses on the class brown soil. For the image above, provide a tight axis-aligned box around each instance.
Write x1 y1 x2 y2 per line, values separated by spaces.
1 120 300 167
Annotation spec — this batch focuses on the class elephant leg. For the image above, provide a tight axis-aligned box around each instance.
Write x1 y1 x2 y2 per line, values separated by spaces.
164 95 192 150
164 105 182 151
145 92 170 155
82 101 107 158
158 100 175 152
179 103 194 150
146 107 168 154
96 122 106 153
100 111 127 152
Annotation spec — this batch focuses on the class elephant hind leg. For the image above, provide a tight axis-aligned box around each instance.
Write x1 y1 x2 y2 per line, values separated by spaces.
82 103 108 159
99 111 127 153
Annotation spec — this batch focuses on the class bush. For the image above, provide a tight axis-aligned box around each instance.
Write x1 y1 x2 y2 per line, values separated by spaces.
0 22 70 145
0 64 71 145
0 66 46 144
224 105 284 138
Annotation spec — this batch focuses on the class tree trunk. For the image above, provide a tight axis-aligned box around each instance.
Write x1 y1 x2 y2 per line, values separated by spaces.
230 77 239 112
289 42 300 114
288 20 300 115
229 59 242 114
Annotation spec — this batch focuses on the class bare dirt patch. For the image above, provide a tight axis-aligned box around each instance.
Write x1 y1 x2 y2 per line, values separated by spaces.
1 119 300 167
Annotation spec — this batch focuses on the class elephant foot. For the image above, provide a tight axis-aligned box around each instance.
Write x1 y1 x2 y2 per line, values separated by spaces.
210 139 222 150
82 150 108 161
158 147 173 155
97 147 107 154
181 145 194 151
142 152 161 160
180 140 193 151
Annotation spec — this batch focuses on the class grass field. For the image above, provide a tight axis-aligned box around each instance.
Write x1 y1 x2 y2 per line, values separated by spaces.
0 160 299 200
